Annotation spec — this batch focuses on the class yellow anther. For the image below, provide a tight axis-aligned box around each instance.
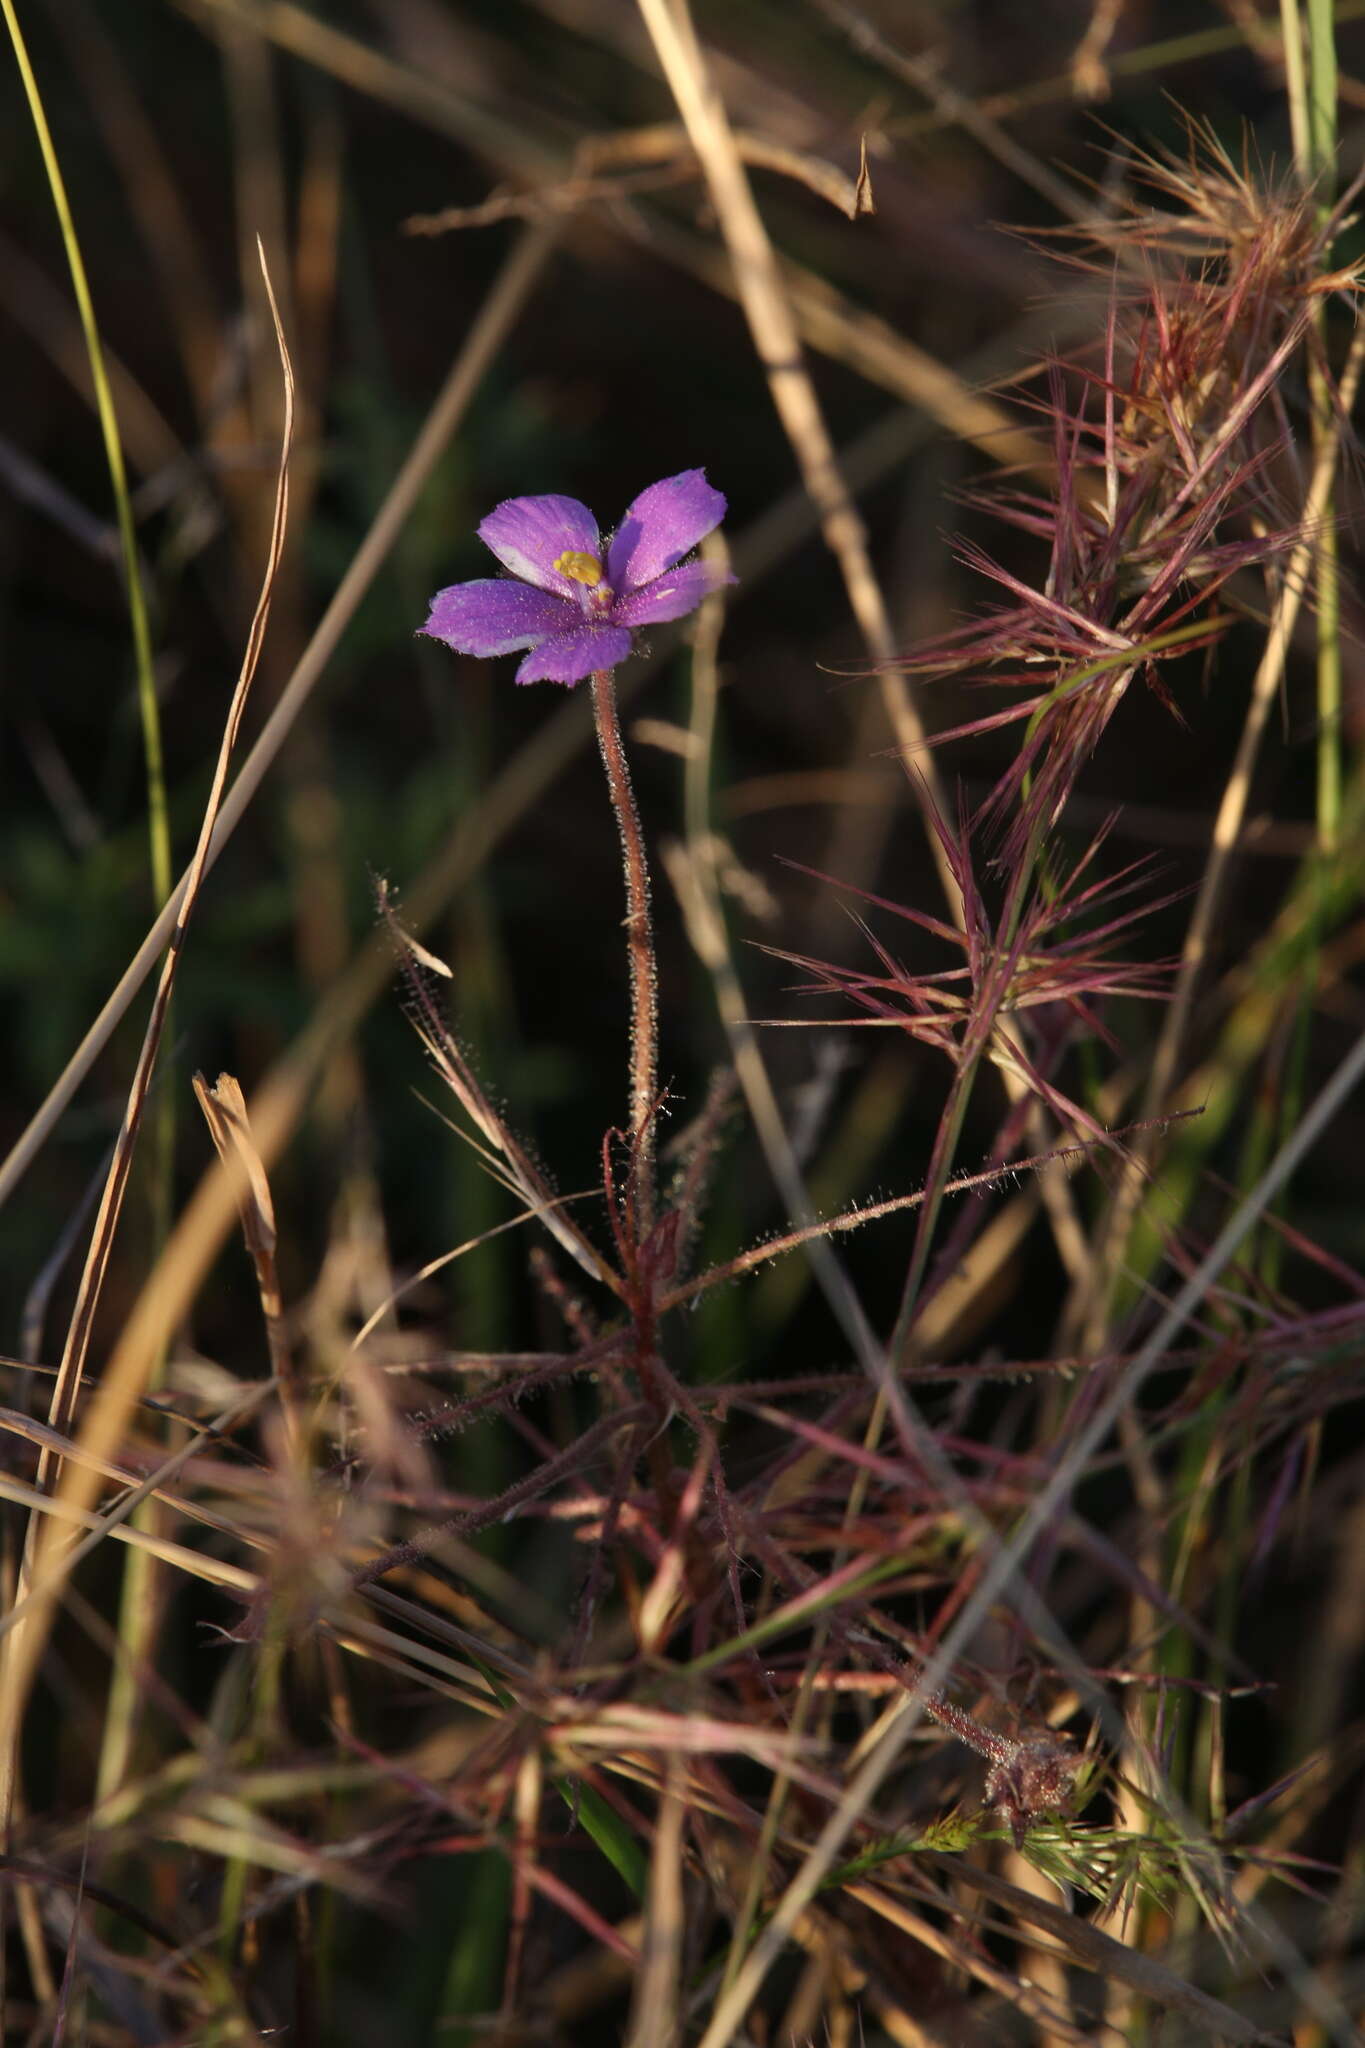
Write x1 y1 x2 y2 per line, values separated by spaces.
554 549 604 587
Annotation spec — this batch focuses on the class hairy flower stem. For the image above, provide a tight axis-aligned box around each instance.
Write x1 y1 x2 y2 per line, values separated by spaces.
590 672 679 1541
592 669 658 1236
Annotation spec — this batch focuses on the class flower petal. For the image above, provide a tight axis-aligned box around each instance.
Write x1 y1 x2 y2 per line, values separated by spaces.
613 559 736 628
478 494 601 596
419 579 577 657
515 624 633 686
606 470 727 592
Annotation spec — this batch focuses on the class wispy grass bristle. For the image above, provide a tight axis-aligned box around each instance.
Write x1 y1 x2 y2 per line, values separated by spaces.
3 10 1363 2045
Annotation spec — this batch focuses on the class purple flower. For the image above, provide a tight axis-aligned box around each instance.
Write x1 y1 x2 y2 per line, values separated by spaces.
419 469 734 685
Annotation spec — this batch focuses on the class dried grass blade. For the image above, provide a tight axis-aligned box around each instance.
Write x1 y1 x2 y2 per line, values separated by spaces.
0 243 293 1795
634 0 962 923
625 1750 686 2048
0 219 560 1216
846 1879 1093 2043
38 251 291 1473
933 1858 1267 2041
193 1071 293 1412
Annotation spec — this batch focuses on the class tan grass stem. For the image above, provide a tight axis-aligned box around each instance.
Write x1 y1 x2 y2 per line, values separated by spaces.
634 0 963 928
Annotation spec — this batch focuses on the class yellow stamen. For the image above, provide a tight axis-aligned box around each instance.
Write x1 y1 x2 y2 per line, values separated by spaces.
554 549 604 587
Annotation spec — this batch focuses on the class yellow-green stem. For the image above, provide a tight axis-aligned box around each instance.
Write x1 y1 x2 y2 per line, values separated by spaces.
2 0 171 909
1306 0 1338 179
3 0 177 1830
1308 0 1341 854
1284 0 1341 852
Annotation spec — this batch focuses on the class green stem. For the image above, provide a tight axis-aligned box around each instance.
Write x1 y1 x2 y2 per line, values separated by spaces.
1308 0 1341 855
1306 0 1338 181
1283 0 1341 853
2 0 170 912
4 0 177 1817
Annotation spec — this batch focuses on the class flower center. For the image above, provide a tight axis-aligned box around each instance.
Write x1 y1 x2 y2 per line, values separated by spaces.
554 548 616 617
554 550 604 587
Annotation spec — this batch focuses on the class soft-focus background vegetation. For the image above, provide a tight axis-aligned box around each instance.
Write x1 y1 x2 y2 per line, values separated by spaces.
5 1 1365 2042
7 0 1345 1354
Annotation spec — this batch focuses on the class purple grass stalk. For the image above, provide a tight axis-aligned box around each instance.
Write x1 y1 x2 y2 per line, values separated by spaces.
591 667 658 1237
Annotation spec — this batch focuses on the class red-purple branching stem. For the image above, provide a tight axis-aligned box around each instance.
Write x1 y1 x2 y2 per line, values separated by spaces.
591 668 658 1236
